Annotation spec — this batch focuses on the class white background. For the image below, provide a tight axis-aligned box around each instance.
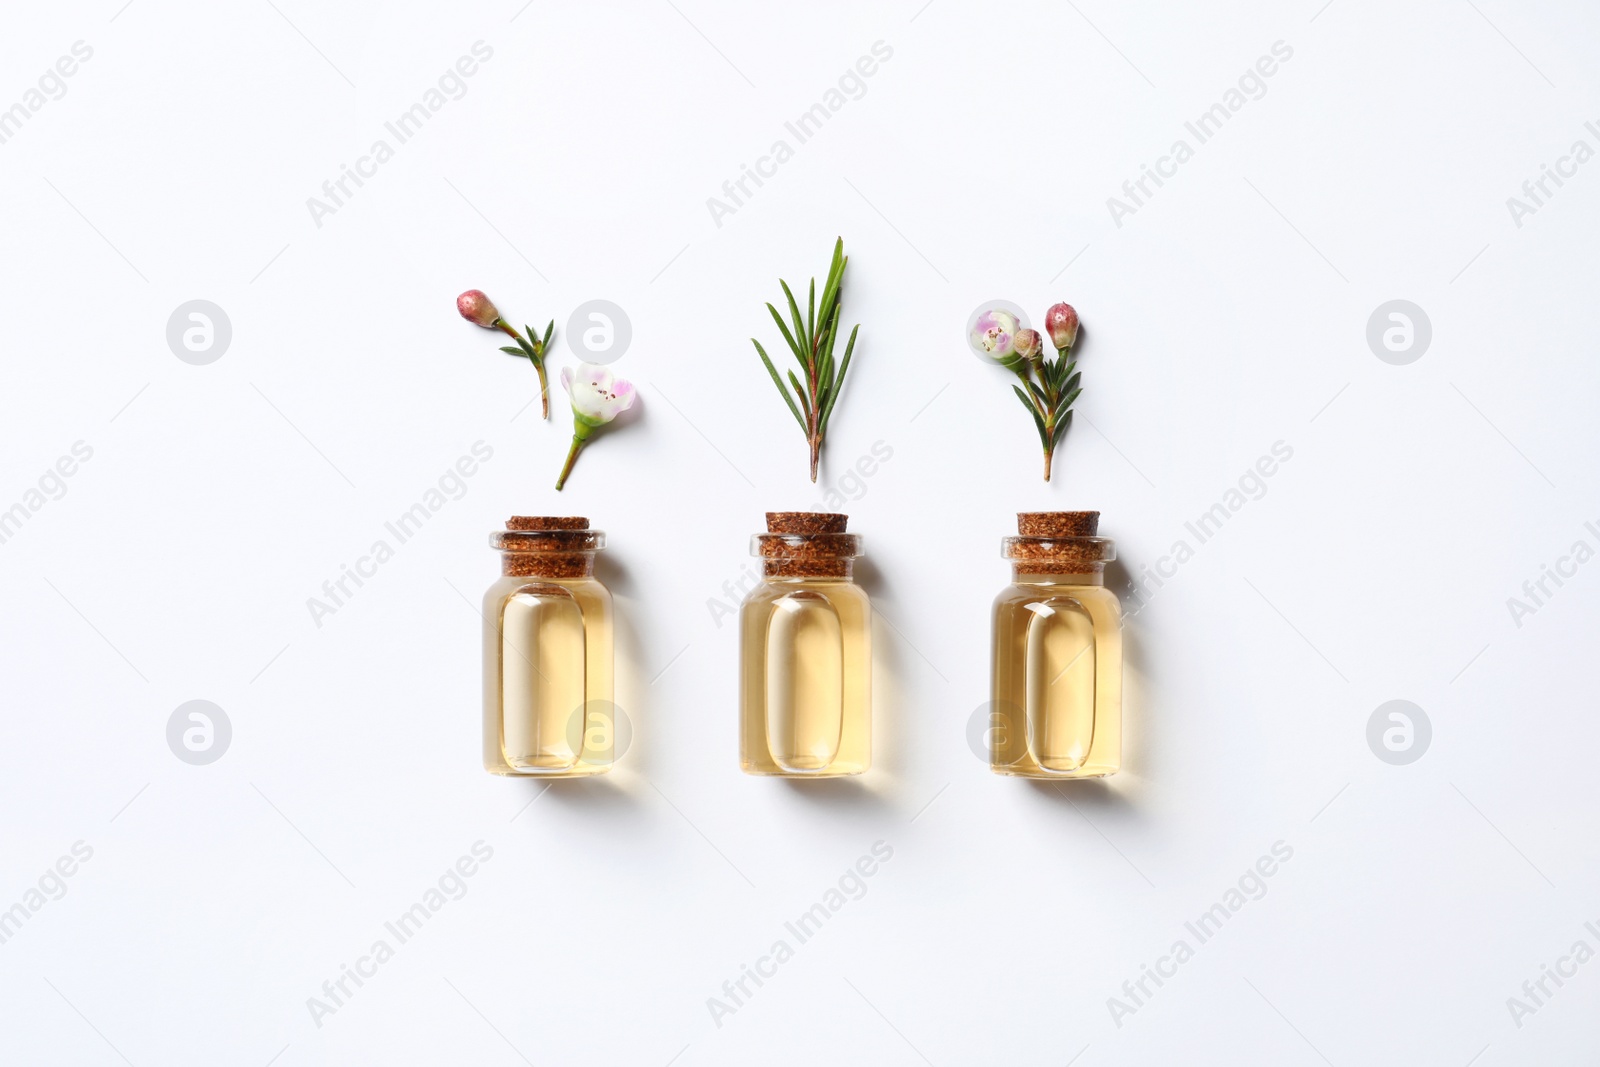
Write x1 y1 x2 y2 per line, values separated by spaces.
2 0 1598 1063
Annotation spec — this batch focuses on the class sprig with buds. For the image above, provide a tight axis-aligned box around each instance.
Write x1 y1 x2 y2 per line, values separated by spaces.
970 302 1082 481
457 289 554 419
751 238 860 482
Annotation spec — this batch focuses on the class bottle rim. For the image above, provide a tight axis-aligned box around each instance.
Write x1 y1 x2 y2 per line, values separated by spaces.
750 532 864 559
1001 534 1114 563
491 529 606 553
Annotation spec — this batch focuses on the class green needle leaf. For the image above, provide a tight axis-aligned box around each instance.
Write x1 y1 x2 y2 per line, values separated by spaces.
780 280 808 361
765 302 806 365
753 339 806 433
807 278 815 348
818 324 858 436
1051 408 1073 447
1014 385 1050 449
816 318 837 395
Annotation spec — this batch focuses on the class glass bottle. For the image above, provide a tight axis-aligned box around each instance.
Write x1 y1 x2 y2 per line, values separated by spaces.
991 511 1122 778
482 516 614 777
740 513 870 777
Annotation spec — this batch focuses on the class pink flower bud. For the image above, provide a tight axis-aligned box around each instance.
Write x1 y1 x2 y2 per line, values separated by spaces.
1014 328 1043 362
1044 302 1079 350
456 289 501 328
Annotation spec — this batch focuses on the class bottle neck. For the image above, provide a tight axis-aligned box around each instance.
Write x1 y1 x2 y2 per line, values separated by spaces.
1011 566 1104 586
761 560 854 581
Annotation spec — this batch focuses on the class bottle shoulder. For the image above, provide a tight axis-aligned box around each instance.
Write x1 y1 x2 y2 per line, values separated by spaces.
993 582 1121 614
742 579 870 609
483 574 612 606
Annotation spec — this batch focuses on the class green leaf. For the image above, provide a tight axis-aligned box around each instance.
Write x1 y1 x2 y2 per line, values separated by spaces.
543 320 554 349
1051 408 1074 447
765 302 807 365
816 317 838 397
1053 387 1081 421
752 339 806 433
818 324 857 436
1026 379 1048 407
806 278 816 349
816 240 846 332
1013 385 1050 449
780 279 809 363
498 346 526 357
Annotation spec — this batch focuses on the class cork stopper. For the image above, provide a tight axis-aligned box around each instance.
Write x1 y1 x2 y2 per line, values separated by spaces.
1017 511 1099 537
491 517 604 578
1003 511 1113 575
507 516 589 531
766 512 849 534
753 513 861 579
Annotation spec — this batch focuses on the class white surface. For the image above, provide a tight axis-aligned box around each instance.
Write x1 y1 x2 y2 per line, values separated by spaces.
2 1 1598 1063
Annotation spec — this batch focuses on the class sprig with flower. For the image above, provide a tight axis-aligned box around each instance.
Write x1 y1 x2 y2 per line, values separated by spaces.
456 289 637 490
556 364 636 490
970 302 1082 481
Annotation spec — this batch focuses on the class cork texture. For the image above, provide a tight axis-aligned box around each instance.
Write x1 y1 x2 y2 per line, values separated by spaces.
507 516 589 531
502 554 591 578
1005 540 1106 574
766 512 849 534
1017 511 1099 537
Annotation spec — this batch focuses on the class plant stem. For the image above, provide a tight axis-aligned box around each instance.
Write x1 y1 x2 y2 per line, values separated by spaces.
532 358 549 419
555 436 582 490
1043 446 1054 482
808 350 822 482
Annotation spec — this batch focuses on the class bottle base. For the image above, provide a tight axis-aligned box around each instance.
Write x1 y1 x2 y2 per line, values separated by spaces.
486 764 612 778
739 763 867 778
990 764 1118 780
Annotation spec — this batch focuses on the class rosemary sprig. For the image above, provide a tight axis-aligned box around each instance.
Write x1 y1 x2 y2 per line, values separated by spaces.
751 237 860 482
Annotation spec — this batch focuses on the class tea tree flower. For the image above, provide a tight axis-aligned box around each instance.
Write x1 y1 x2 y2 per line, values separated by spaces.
972 300 1085 481
970 308 1021 365
750 238 860 482
456 289 554 419
555 363 637 490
